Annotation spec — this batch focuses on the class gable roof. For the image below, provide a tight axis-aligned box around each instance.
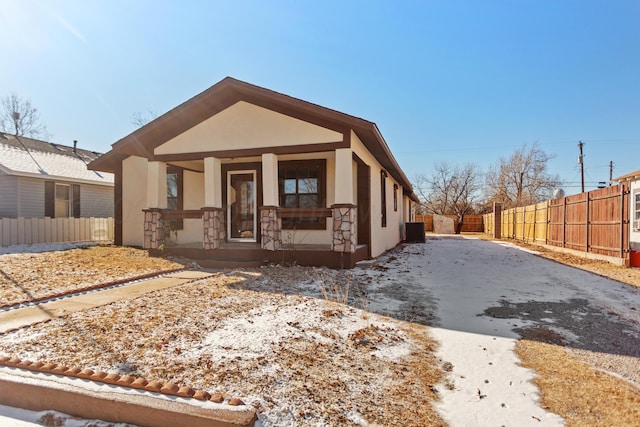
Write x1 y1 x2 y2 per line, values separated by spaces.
611 169 640 183
89 77 416 200
0 132 113 186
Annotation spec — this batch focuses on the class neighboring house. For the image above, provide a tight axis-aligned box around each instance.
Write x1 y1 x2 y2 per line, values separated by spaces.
0 132 114 219
89 77 418 268
612 169 640 267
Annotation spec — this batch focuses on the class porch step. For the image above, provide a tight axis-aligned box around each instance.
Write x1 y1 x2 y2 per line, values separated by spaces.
196 259 267 269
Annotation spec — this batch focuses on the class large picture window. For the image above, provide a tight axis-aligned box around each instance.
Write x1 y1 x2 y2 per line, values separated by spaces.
278 160 326 229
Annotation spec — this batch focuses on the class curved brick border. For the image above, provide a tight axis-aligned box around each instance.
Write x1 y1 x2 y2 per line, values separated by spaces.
0 268 188 310
0 356 246 406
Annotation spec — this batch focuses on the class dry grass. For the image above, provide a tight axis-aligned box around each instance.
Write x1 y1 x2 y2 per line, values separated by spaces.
516 338 640 427
0 245 185 306
0 266 445 426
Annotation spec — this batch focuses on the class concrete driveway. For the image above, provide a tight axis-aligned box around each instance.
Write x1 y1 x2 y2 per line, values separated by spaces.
356 235 640 426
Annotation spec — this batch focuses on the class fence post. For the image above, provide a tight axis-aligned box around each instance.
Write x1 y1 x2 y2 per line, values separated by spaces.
585 192 590 253
562 197 566 248
493 203 502 239
620 184 626 260
546 201 550 245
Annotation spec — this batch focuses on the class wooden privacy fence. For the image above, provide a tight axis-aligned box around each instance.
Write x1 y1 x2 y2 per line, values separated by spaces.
415 214 484 232
0 217 114 247
484 184 630 260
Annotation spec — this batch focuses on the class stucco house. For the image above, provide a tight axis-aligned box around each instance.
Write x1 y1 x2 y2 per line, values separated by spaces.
612 169 640 267
0 132 114 219
89 77 418 268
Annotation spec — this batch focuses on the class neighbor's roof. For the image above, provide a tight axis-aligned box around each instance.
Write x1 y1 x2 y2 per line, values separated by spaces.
89 77 417 201
0 133 113 186
611 169 640 183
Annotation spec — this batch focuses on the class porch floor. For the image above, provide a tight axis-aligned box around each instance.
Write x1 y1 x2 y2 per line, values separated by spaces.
152 242 368 269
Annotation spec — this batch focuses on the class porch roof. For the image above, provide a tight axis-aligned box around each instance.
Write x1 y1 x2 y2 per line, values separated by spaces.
88 77 418 202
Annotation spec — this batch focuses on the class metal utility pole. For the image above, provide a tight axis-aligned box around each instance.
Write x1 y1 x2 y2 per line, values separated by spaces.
578 141 585 193
609 161 614 186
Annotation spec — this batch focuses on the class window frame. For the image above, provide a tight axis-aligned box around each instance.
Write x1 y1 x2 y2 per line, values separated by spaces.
45 181 80 218
634 190 640 231
381 170 387 228
278 159 326 230
55 183 71 218
393 183 399 212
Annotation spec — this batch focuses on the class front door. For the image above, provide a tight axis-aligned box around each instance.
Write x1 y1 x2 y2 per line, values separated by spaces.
227 170 257 242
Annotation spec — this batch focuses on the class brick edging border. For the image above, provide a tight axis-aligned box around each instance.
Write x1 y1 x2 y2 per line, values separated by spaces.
0 267 189 310
0 356 246 406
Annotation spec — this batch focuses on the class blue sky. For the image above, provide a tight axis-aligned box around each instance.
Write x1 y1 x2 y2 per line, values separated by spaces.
1 0 638 194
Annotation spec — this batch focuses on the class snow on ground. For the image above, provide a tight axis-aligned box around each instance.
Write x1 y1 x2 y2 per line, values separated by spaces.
351 235 640 426
0 242 96 256
0 404 132 427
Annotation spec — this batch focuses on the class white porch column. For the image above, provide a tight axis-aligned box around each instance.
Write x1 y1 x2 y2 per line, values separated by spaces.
332 148 356 254
144 161 166 249
261 153 279 206
146 161 167 208
334 148 353 204
204 157 222 208
260 153 281 251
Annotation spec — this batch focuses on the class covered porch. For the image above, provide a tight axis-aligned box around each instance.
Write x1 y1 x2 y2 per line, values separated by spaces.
142 149 371 268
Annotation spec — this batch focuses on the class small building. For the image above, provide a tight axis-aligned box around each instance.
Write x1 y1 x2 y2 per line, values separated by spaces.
612 169 640 267
89 77 418 268
0 132 114 219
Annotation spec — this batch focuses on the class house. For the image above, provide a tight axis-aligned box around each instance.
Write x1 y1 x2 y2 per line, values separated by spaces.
612 169 640 267
89 77 418 268
0 132 114 219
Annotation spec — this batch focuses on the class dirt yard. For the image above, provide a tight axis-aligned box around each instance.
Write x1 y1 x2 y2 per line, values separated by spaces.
0 245 186 307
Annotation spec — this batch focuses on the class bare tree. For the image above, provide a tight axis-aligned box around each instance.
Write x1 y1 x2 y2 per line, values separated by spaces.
485 143 560 208
1 94 50 139
414 162 482 233
131 110 159 128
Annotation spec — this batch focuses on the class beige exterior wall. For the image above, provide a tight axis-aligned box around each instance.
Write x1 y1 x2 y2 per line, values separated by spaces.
154 101 342 155
122 156 148 246
173 170 205 245
351 131 404 257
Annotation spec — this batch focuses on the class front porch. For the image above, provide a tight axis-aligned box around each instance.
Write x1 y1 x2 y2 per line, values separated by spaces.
144 204 367 269
150 240 369 269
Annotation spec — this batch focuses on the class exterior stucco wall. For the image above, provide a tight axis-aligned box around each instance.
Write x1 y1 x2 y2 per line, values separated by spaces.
351 131 404 258
122 156 148 246
154 101 342 156
174 170 205 244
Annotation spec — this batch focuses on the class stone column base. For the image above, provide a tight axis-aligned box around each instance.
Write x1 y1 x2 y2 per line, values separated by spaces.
143 209 164 249
331 204 356 253
260 206 282 251
202 207 225 249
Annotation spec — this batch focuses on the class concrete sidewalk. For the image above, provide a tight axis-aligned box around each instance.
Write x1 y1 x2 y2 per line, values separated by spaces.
0 270 214 334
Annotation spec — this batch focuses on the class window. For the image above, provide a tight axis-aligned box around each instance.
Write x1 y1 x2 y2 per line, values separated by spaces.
45 181 80 218
55 184 71 218
393 184 399 212
634 191 640 231
381 170 387 227
278 160 326 229
166 166 184 229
